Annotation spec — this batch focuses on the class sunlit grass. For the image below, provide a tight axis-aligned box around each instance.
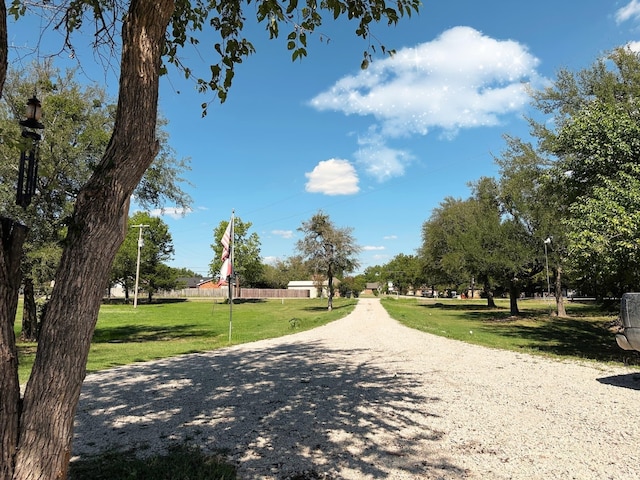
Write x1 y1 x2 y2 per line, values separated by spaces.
16 297 357 383
381 297 638 365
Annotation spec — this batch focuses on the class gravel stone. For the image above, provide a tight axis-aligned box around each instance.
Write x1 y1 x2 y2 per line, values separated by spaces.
72 298 640 479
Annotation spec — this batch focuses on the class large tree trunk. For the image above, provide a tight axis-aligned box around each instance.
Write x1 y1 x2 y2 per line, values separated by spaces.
0 220 27 480
20 278 37 341
483 280 496 308
555 265 567 318
508 280 520 316
10 1 174 478
0 3 17 478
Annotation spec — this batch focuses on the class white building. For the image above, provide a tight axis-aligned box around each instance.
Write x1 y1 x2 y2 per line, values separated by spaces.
287 279 339 299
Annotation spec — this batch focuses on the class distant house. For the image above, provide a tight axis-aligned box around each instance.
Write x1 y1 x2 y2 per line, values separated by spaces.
197 278 220 289
287 280 319 298
363 282 380 295
287 279 341 299
176 276 206 289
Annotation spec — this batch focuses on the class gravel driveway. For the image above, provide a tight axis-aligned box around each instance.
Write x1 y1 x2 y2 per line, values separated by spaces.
73 298 640 479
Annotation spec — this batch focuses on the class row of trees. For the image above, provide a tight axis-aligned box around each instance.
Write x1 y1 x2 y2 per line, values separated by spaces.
104 48 640 320
364 47 640 318
0 65 192 340
209 211 360 310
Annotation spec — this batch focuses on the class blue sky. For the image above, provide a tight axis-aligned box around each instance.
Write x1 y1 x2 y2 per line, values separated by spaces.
9 1 640 276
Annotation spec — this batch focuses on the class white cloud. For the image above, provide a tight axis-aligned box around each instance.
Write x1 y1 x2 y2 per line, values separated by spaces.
272 229 294 239
149 207 193 219
262 256 279 265
309 26 541 138
305 158 360 195
363 245 385 251
383 235 398 240
616 0 640 23
354 129 414 181
627 41 640 53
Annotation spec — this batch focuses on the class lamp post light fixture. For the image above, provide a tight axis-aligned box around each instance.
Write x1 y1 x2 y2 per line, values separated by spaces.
17 96 44 209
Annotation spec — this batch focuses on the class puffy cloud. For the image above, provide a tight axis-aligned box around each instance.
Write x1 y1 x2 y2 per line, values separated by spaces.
363 245 385 251
262 256 279 265
305 158 360 195
627 41 640 52
149 207 193 219
616 0 640 23
309 26 541 138
271 229 294 239
354 129 414 181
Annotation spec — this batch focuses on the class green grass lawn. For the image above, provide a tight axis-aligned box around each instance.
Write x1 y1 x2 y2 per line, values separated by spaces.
16 297 357 384
381 296 640 366
15 294 637 479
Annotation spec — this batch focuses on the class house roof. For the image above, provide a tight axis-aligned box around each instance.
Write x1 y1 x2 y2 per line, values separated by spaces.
177 276 206 288
287 279 337 287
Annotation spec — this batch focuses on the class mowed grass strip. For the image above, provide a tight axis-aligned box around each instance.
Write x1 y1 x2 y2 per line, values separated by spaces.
381 297 639 366
16 297 357 384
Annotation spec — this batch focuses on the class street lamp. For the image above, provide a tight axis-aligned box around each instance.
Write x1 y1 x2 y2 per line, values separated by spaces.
17 96 44 209
132 224 149 308
544 237 552 298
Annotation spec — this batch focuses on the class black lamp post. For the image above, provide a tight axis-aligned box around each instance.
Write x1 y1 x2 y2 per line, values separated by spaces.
17 96 44 209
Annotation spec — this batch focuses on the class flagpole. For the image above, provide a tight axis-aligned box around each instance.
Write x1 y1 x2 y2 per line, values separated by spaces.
228 211 235 343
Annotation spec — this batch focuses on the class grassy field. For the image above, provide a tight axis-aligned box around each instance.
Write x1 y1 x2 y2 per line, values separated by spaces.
15 294 637 478
16 297 358 384
380 296 639 366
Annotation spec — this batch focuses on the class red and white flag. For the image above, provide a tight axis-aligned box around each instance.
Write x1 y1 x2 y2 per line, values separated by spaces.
220 221 232 262
218 258 232 286
218 216 234 286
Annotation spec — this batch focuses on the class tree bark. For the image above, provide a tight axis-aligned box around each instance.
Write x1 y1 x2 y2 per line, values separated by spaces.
483 280 496 308
11 1 174 478
0 219 27 480
20 278 37 341
555 265 567 318
508 280 520 316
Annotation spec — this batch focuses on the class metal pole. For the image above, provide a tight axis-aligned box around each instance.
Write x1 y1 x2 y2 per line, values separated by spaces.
132 224 149 308
228 212 234 343
544 237 551 298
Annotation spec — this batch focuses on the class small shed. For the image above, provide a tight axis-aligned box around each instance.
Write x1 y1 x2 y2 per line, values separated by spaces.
287 280 319 298
288 279 340 299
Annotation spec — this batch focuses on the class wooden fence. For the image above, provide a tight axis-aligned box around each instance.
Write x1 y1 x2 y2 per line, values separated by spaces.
158 288 310 299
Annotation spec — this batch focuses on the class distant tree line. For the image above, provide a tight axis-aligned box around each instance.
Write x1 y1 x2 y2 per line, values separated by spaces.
370 47 640 318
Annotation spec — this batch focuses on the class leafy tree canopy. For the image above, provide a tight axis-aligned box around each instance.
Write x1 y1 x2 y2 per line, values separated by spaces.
296 210 360 309
10 0 420 110
209 216 263 287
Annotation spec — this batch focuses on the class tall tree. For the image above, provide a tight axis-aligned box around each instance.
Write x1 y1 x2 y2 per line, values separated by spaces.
1 0 420 476
260 255 311 289
0 63 192 338
530 47 640 299
494 135 568 316
420 178 541 315
420 197 482 301
296 211 360 310
382 253 423 295
210 217 262 288
110 212 175 302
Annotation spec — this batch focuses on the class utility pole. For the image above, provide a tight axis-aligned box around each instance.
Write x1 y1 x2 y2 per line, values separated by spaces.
132 224 149 308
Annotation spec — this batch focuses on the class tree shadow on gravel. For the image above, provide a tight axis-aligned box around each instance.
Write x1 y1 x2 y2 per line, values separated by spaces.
73 341 467 479
597 372 640 390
